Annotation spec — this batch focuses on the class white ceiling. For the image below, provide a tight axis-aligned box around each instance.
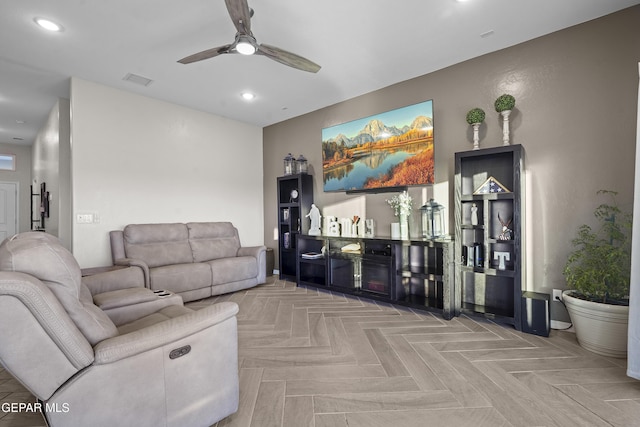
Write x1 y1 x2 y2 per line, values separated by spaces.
1 0 638 145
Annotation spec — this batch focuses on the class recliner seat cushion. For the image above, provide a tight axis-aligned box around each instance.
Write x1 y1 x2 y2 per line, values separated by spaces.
0 233 117 345
116 305 194 335
187 222 240 262
124 223 193 268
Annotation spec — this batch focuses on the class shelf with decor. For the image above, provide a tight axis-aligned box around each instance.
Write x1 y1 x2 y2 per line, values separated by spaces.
455 144 524 329
277 174 313 281
297 234 326 287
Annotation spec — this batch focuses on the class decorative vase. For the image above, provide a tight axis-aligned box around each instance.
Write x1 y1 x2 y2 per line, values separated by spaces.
562 291 629 358
391 222 400 239
399 213 409 240
472 123 481 150
501 110 511 146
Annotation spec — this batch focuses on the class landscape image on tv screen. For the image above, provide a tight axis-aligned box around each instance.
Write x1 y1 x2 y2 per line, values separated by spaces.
322 100 434 192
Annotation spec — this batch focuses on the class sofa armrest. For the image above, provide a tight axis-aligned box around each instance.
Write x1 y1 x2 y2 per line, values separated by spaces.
93 302 239 364
238 245 266 284
113 258 150 288
237 245 266 259
83 266 147 296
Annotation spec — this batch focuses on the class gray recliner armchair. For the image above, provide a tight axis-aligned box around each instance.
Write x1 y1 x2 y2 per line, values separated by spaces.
0 232 239 427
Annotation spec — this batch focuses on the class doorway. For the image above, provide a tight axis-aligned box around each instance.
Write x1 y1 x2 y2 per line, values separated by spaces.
0 182 18 241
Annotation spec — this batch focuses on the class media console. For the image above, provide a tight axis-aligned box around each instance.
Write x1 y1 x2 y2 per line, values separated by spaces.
296 234 457 319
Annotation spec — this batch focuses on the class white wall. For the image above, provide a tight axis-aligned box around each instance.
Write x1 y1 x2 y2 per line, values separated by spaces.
70 78 264 268
32 98 72 248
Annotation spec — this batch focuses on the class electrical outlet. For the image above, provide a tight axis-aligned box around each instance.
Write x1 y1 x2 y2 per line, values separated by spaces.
552 289 563 301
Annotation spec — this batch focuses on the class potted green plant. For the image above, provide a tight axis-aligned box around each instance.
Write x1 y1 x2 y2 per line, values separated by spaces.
466 108 485 150
562 190 632 358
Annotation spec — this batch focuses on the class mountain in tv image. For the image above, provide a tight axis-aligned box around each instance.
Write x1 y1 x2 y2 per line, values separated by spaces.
325 116 432 147
322 115 434 191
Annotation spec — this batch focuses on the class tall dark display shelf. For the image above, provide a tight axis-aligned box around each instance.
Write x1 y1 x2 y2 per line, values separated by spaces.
454 144 523 329
277 174 313 280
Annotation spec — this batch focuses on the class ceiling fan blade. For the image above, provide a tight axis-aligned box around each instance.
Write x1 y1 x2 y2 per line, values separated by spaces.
225 0 252 34
178 44 233 64
257 44 321 73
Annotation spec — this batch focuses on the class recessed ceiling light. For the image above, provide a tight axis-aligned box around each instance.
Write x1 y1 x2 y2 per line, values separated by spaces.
241 92 255 101
34 17 63 32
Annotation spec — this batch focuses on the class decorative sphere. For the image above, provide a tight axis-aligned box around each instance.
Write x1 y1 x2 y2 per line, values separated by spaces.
494 94 516 112
466 108 486 125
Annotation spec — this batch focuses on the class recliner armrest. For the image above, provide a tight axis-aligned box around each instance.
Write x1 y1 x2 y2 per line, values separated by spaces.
93 288 157 310
93 302 239 364
83 266 147 296
113 258 150 288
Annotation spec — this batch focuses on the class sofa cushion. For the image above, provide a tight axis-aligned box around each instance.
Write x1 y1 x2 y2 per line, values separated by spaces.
149 263 212 294
207 256 257 286
187 222 240 262
124 223 193 268
0 232 118 345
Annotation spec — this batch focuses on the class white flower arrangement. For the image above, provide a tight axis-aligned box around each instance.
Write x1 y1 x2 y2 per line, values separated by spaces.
386 191 413 217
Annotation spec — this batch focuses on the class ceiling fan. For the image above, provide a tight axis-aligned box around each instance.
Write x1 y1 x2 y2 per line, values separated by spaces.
178 0 321 73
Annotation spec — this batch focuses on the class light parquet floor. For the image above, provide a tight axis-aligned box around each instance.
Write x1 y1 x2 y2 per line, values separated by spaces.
2 276 639 426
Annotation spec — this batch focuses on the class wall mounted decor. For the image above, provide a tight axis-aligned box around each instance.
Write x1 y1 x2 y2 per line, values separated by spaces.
40 182 50 218
322 100 434 192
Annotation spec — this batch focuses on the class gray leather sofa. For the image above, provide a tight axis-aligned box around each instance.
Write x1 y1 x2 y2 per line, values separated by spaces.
0 232 239 427
110 222 266 302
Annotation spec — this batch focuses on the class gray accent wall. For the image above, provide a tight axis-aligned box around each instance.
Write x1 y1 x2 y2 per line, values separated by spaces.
263 7 639 303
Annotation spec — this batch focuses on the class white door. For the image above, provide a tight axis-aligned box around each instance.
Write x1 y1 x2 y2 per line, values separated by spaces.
0 182 18 241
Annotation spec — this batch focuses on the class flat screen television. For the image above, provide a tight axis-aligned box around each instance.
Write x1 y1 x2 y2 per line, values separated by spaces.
321 100 434 192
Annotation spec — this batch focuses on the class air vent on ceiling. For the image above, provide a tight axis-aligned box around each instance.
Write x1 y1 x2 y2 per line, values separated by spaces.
123 73 154 87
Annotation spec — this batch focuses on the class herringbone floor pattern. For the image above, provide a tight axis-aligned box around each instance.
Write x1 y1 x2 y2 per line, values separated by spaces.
2 276 640 426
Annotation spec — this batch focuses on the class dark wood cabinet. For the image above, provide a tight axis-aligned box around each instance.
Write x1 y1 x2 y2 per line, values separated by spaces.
277 174 313 280
454 144 524 328
395 239 456 319
296 234 455 319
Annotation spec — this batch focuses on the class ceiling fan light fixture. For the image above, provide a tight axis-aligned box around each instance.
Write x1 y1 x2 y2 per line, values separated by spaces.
236 35 256 55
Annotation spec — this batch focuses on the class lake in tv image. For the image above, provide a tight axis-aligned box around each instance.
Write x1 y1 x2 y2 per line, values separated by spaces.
322 100 434 192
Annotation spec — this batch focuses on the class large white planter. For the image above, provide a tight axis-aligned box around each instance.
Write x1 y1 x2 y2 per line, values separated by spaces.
563 291 629 358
